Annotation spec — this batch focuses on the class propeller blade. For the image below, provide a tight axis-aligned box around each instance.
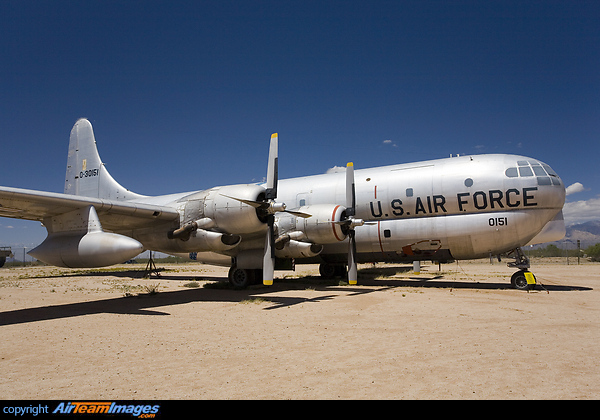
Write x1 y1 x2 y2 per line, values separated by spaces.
348 230 357 285
346 162 356 216
221 195 310 218
345 162 358 284
265 133 278 200
220 194 267 209
284 209 312 218
263 216 275 286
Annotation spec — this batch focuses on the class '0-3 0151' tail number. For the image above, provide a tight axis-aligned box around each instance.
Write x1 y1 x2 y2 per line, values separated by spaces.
79 169 99 178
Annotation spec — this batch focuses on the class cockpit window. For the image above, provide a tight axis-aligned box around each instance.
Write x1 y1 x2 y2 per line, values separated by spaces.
531 165 546 176
542 164 557 177
519 166 533 177
506 161 561 186
538 177 552 185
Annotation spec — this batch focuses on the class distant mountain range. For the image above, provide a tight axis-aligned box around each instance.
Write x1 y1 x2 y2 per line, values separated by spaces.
562 220 600 248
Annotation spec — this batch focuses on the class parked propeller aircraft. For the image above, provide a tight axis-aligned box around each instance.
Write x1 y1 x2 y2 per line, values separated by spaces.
0 119 566 290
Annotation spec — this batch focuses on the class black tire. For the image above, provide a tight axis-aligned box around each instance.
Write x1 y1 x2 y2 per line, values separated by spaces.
228 266 254 289
511 270 534 291
319 263 336 279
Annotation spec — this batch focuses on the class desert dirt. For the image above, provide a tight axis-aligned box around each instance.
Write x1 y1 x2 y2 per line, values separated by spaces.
0 258 599 400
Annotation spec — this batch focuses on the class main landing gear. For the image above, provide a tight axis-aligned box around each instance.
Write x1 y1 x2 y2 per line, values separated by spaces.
228 265 262 289
319 263 347 279
504 247 536 291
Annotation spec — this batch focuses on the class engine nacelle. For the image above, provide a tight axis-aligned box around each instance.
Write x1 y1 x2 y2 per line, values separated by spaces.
168 229 241 253
275 239 323 259
278 204 347 244
203 184 267 234
29 231 144 268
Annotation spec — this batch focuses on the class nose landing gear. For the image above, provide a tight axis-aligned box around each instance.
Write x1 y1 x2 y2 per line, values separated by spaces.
510 269 536 291
504 247 536 291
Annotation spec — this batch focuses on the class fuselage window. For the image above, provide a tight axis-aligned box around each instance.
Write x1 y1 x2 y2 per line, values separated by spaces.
505 167 518 177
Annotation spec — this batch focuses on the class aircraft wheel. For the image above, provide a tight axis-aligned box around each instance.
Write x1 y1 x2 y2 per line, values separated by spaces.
228 266 254 289
319 263 336 279
511 270 534 291
334 264 347 278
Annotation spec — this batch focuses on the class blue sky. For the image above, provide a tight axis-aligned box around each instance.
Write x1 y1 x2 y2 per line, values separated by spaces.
1 0 599 247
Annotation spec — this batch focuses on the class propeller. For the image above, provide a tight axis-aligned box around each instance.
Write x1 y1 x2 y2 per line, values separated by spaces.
323 162 366 284
220 133 310 286
344 162 364 285
262 134 312 285
262 133 279 286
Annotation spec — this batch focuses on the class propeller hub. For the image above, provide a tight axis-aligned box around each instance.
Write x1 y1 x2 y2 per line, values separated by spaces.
270 202 286 214
350 218 365 229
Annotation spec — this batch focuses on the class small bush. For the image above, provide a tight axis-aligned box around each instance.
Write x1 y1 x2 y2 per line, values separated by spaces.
585 243 600 262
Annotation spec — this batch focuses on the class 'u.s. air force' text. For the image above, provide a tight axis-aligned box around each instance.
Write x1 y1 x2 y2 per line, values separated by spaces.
369 187 538 218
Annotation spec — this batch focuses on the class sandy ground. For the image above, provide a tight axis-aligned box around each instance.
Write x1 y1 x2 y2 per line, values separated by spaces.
0 258 599 400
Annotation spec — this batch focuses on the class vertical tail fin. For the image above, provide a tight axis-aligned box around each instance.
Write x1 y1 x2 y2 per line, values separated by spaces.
64 118 146 201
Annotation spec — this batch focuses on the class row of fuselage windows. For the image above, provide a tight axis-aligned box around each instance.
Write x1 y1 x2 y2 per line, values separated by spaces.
505 161 561 186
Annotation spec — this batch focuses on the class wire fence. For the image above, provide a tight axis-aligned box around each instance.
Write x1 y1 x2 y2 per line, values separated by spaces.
1 240 598 269
0 248 170 267
1 246 36 267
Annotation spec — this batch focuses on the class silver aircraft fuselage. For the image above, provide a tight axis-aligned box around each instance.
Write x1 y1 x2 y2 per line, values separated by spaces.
155 153 565 266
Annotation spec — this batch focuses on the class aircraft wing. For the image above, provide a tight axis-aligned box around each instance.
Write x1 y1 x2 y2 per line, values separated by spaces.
0 186 179 231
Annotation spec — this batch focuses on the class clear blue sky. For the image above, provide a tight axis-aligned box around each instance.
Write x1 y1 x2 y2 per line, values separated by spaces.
1 0 599 247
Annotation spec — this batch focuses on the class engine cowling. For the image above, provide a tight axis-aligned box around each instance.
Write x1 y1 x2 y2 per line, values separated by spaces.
203 184 267 234
279 204 348 244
